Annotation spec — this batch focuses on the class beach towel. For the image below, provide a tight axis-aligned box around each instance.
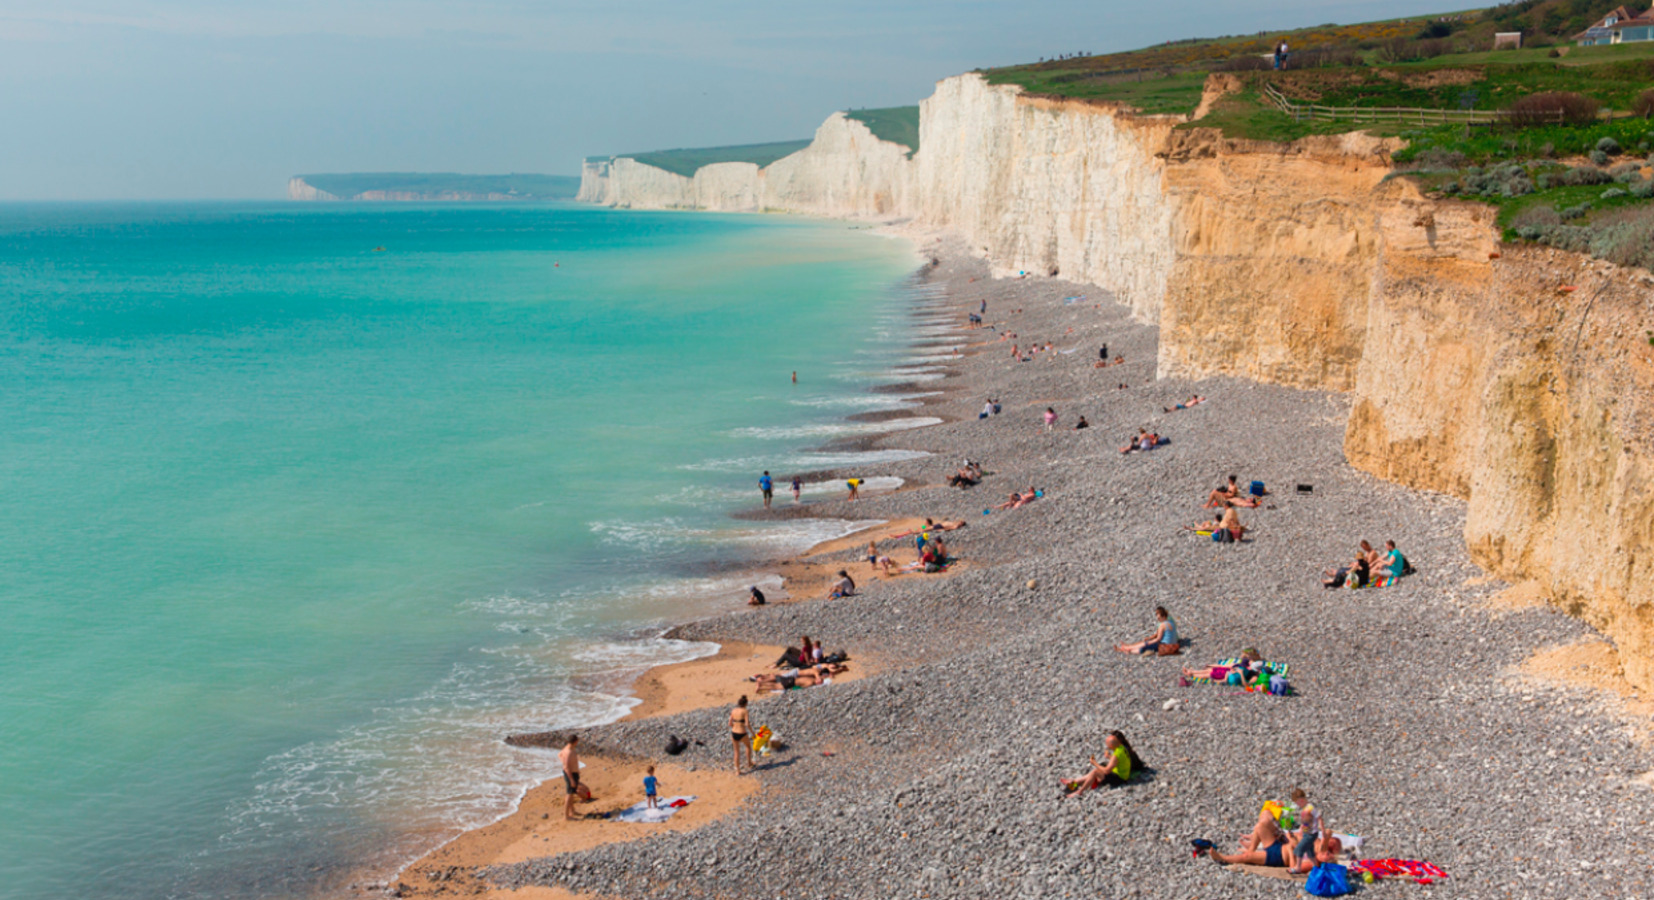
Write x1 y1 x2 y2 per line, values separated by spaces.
1187 659 1289 685
1350 859 1448 884
611 796 696 824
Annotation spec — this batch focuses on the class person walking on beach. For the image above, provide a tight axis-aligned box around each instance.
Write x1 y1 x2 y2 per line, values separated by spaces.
1042 408 1058 432
759 471 774 509
790 476 802 503
730 696 753 774
560 735 583 820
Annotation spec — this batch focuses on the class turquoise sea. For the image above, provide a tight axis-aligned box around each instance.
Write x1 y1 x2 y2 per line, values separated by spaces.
0 203 937 899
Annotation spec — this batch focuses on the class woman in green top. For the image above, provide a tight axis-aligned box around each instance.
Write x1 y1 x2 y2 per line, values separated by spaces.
1061 731 1143 797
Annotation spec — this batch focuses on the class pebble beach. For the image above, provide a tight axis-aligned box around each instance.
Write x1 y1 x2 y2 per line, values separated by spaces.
402 237 1654 899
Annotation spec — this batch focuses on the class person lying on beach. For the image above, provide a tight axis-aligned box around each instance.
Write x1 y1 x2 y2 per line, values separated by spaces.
828 570 855 599
751 662 849 693
1206 489 1260 508
1163 395 1205 413
1182 648 1266 687
1193 809 1297 869
995 488 1041 510
948 465 981 488
1060 731 1141 797
1115 606 1178 655
1092 355 1125 369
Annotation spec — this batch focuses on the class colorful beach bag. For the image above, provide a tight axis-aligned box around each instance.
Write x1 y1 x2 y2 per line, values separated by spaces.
1305 863 1351 897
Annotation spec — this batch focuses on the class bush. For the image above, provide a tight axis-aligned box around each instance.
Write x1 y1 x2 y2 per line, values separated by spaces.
1216 55 1271 72
1611 162 1643 182
1560 202 1593 220
1539 142 1556 158
1636 89 1654 120
1602 188 1628 200
1559 166 1613 186
1597 137 1623 156
1536 173 1553 189
1590 149 1610 165
1505 92 1601 128
1631 181 1654 199
1412 147 1467 169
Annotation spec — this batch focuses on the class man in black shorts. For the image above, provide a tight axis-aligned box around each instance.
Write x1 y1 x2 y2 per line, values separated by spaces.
759 471 774 509
560 735 582 819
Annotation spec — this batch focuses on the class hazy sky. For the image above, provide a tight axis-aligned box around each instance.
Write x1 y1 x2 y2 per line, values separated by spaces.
1 1 1456 199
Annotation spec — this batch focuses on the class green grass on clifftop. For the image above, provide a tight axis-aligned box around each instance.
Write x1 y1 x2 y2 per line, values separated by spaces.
844 107 920 154
623 141 813 178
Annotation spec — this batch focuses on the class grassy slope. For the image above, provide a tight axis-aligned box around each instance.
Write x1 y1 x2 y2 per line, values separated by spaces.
844 107 920 154
623 141 813 178
300 173 580 199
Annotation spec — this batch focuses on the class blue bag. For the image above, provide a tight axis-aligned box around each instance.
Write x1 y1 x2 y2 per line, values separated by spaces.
1304 863 1350 897
1249 480 1265 497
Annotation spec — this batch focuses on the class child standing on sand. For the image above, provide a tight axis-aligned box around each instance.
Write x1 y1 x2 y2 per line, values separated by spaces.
643 765 660 808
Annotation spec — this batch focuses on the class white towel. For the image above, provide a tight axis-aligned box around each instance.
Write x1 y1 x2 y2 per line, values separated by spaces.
612 796 696 824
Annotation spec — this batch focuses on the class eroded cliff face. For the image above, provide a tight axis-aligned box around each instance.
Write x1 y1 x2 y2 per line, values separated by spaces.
915 76 1178 321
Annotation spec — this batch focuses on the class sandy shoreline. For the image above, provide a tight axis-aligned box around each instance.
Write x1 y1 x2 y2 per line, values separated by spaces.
378 232 1654 900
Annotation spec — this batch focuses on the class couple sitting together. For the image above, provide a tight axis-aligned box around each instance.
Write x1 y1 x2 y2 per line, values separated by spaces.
1322 539 1413 589
1118 428 1162 454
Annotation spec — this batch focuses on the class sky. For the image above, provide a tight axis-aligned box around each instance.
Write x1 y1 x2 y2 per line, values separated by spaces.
0 0 1463 199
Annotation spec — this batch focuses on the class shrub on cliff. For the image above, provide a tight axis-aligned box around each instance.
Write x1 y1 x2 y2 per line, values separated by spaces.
1632 181 1654 200
1596 136 1622 156
1505 92 1601 128
1558 166 1613 186
1635 89 1654 120
1601 187 1628 200
1559 202 1593 221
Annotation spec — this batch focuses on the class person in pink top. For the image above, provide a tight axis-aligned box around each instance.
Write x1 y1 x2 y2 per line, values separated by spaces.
1042 408 1058 432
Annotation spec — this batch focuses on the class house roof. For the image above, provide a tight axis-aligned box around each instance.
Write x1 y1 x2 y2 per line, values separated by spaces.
1574 6 1654 38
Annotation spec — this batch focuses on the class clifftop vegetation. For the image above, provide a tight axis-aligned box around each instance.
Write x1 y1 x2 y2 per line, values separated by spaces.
844 107 920 155
620 141 813 178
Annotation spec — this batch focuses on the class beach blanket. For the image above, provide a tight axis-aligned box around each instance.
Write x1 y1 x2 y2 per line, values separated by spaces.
1188 660 1289 685
611 796 695 824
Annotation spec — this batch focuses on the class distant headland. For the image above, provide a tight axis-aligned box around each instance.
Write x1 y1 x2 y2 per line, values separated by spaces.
287 172 580 202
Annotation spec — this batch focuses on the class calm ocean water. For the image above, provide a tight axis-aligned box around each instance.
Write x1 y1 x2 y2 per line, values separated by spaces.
0 203 933 899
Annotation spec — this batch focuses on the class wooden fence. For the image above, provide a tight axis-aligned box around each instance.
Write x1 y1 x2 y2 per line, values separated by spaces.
1261 83 1562 126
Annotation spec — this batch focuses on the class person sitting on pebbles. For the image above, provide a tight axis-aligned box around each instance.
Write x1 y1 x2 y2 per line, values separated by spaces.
1118 428 1160 454
1060 730 1142 797
1185 505 1245 541
1115 606 1178 655
1192 807 1297 869
828 570 855 599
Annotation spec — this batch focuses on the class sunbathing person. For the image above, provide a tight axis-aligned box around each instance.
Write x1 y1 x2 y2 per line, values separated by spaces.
1206 489 1259 508
1185 506 1244 541
1290 832 1344 874
1119 428 1148 454
1323 553 1370 589
1193 809 1297 869
1182 648 1266 686
1163 395 1205 413
995 489 1036 511
1060 731 1142 797
828 570 855 599
751 662 849 693
1359 539 1381 570
1115 606 1178 654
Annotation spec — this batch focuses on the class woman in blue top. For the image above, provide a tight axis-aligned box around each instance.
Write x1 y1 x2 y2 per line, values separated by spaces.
1115 607 1177 654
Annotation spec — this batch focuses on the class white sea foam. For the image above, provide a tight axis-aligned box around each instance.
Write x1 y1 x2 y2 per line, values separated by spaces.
729 416 940 440
680 447 930 472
